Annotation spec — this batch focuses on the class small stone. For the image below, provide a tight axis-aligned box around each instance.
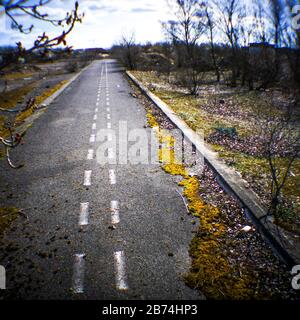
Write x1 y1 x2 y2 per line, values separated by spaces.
241 226 252 232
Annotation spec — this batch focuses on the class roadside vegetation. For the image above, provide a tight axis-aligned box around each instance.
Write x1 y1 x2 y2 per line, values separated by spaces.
132 82 297 299
114 0 300 299
132 71 300 235
113 0 300 239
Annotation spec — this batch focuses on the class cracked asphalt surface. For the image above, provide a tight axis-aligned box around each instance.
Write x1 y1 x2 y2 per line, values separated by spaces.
0 59 204 300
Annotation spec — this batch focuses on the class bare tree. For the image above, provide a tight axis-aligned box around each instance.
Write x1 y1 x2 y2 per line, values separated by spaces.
162 0 207 95
213 0 245 87
268 0 286 48
265 0 287 77
118 33 139 70
205 5 220 82
253 0 269 43
260 100 300 218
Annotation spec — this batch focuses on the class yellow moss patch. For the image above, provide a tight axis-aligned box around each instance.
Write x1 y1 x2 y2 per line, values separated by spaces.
146 107 254 299
35 80 67 106
0 207 20 237
15 106 35 125
147 112 159 128
186 236 254 299
147 111 188 178
180 176 253 299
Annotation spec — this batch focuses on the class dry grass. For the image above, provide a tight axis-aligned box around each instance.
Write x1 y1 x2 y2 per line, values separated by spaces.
14 80 68 125
0 72 34 81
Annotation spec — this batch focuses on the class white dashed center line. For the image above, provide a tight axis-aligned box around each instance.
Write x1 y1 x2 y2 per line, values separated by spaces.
72 253 86 294
92 123 97 130
114 251 128 291
107 114 111 120
84 170 92 186
111 200 120 224
79 202 89 226
108 148 114 159
93 114 97 120
87 149 94 160
90 134 96 143
109 169 116 185
107 123 111 129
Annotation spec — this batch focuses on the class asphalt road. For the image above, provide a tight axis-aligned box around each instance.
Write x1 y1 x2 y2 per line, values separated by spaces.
0 59 203 300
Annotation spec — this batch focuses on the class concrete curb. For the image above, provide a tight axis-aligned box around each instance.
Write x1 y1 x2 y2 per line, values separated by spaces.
126 70 299 267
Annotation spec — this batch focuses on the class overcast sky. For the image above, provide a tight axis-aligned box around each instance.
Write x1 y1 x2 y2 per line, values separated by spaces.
0 0 173 49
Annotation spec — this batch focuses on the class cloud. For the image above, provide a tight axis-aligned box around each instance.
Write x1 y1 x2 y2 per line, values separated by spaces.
87 4 118 13
0 0 173 49
131 8 156 13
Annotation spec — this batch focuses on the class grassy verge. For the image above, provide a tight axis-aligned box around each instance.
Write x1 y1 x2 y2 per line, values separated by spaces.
145 102 295 299
0 72 34 81
14 80 68 125
0 84 36 148
132 71 300 234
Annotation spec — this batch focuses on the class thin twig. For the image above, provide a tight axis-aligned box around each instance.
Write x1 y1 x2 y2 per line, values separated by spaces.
176 189 190 214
